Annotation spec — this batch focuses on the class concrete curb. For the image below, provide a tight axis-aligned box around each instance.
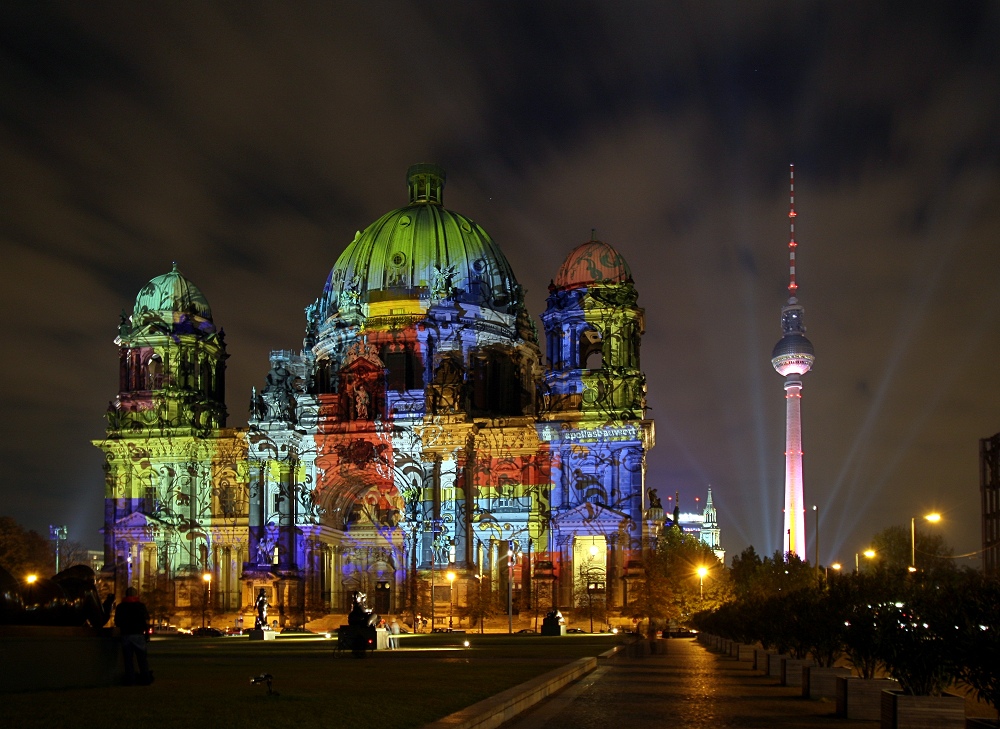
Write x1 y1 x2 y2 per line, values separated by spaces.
423 656 598 729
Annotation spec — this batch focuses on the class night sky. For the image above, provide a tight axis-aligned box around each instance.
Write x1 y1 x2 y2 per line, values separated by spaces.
3 2 999 567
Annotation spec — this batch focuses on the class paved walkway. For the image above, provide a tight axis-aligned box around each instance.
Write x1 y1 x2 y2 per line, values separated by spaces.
501 638 874 729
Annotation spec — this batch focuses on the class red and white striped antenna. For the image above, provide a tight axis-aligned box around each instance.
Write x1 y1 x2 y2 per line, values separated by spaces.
787 164 798 299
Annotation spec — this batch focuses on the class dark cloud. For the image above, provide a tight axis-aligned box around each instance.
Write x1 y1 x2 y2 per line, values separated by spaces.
1 1 999 569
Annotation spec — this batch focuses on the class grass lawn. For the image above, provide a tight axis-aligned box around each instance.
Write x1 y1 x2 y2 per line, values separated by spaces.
4 632 619 729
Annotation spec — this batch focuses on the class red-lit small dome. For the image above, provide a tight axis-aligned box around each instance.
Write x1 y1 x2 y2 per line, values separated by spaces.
553 239 631 289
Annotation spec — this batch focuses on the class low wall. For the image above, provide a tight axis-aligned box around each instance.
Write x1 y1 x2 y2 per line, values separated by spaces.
424 657 597 729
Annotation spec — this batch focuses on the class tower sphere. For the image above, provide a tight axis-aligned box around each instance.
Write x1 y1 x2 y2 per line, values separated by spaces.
318 164 521 319
771 333 815 376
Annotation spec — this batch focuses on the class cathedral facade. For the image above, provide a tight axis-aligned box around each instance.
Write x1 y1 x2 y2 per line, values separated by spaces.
96 165 659 626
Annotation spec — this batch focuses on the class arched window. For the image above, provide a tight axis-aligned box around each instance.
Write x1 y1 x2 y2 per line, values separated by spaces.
200 358 213 395
579 329 603 370
146 353 163 389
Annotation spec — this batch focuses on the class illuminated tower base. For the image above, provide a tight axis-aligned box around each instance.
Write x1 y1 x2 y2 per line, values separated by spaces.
782 376 806 557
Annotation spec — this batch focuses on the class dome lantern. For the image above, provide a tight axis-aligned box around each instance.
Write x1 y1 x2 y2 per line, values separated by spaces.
406 163 446 205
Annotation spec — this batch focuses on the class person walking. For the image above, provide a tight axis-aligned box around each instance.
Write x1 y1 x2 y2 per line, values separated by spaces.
114 587 153 685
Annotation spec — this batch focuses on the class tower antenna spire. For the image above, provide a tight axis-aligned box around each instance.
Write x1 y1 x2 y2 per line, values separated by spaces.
787 164 798 299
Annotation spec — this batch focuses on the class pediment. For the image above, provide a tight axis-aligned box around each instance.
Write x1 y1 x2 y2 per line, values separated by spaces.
114 511 170 531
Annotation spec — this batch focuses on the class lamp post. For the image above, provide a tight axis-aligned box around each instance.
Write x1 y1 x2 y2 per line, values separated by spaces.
696 565 708 600
201 572 212 628
587 579 597 633
812 505 819 578
855 549 876 573
446 571 456 629
475 573 485 634
910 512 942 572
507 540 515 635
429 520 442 632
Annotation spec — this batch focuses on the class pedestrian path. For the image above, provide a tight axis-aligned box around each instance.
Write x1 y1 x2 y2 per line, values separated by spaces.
501 637 875 729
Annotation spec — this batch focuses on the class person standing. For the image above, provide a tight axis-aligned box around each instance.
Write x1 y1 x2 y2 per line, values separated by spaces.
114 587 152 685
389 618 400 649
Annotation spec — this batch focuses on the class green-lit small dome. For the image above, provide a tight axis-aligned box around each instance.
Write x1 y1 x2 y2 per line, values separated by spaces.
320 165 521 318
133 263 213 321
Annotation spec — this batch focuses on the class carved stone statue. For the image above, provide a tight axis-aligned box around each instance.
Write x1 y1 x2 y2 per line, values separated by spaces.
648 488 663 510
347 591 378 629
354 386 369 420
254 588 269 630
264 361 292 394
541 607 566 636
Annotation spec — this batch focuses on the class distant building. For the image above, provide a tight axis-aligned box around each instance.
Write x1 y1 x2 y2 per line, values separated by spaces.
980 433 1000 576
672 488 725 564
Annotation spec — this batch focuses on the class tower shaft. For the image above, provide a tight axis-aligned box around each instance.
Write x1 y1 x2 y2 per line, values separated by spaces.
782 377 806 557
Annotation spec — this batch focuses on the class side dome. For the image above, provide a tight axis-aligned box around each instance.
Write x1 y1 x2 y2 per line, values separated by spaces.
134 263 213 320
554 239 632 289
320 164 521 319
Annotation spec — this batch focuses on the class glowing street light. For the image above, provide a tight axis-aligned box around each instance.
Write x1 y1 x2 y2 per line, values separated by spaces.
25 573 38 607
911 513 942 572
446 571 456 629
696 566 708 600
201 572 212 628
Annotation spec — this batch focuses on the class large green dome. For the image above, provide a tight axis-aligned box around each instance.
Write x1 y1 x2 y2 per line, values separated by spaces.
319 164 521 320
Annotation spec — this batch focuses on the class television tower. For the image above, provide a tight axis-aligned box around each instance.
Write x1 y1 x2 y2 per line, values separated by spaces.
771 165 815 559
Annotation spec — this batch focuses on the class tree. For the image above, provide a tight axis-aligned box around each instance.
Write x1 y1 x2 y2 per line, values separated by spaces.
629 526 729 633
730 545 763 599
870 524 954 575
836 570 905 679
729 547 812 601
874 577 961 695
56 540 93 573
0 517 52 577
458 578 501 632
574 564 608 632
952 573 1000 714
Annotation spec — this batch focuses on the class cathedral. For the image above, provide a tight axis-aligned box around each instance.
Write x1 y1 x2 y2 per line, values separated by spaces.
96 164 672 627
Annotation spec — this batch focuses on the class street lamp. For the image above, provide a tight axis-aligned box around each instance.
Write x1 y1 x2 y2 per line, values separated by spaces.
474 573 485 634
910 513 942 572
201 572 212 628
507 540 516 634
25 574 37 606
587 580 599 633
696 565 708 600
446 571 456 629
855 549 876 573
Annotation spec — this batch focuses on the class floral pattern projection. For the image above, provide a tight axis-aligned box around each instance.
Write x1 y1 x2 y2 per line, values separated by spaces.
96 266 251 621
538 237 653 609
98 169 655 628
